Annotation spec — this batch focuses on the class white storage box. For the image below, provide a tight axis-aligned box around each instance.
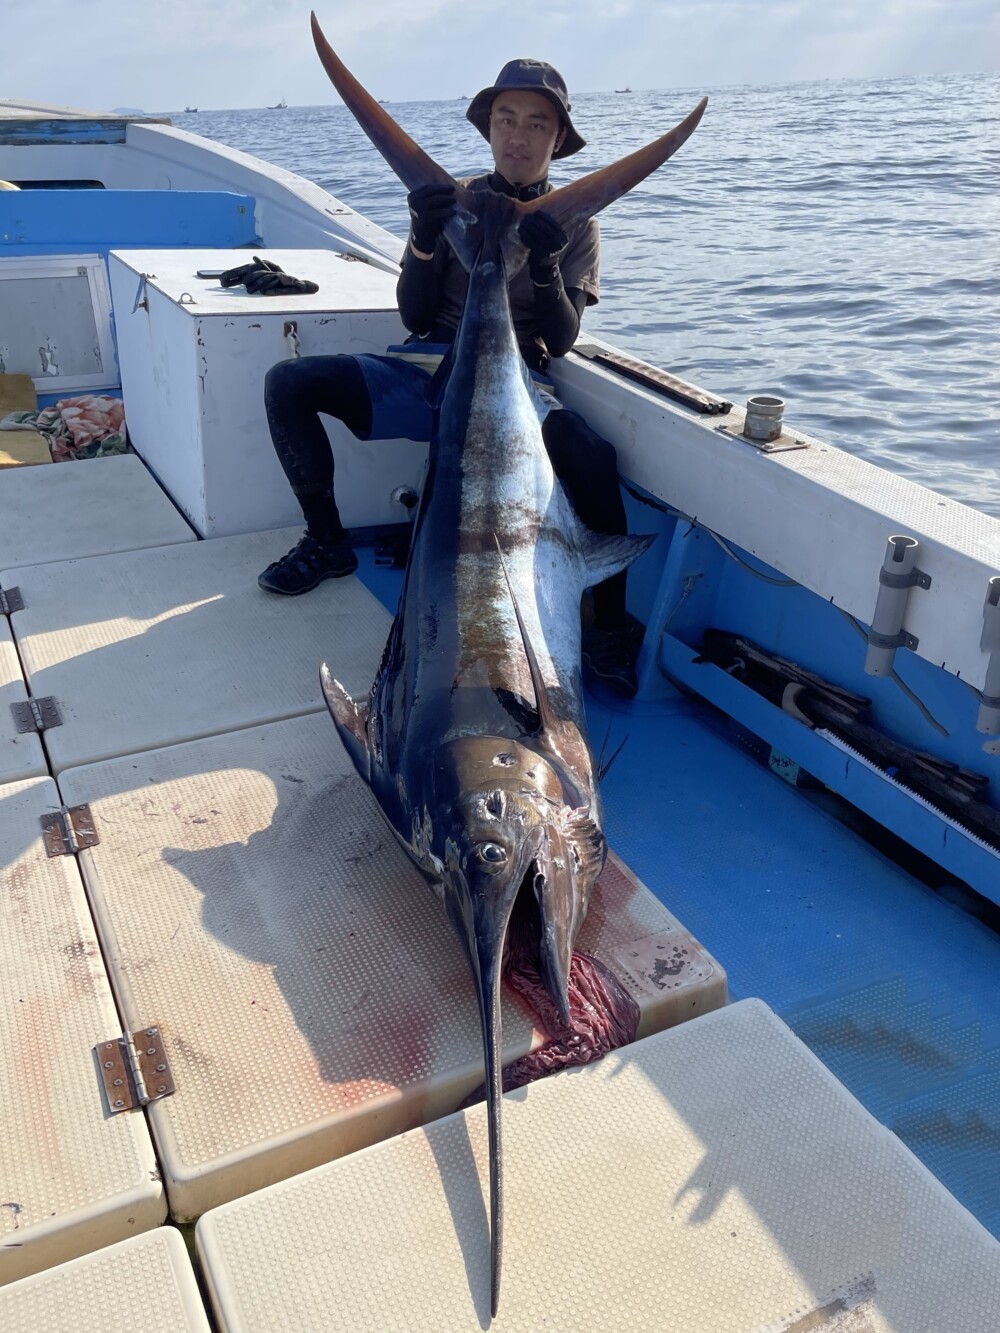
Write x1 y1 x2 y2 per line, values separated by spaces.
108 248 428 537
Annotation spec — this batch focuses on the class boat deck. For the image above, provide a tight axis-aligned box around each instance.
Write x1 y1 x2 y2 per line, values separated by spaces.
1 453 998 1322
357 552 1000 1241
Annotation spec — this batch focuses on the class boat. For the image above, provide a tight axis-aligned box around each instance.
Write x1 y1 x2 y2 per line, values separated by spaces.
0 97 997 1329
268 98 287 110
184 106 198 113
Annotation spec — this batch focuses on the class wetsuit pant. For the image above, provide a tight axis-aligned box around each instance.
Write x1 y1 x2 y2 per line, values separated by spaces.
264 353 629 629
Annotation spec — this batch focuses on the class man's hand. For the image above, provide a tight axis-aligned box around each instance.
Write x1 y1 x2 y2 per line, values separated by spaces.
407 183 456 256
518 211 568 284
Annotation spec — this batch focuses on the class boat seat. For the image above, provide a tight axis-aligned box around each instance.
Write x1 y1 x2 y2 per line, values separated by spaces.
0 189 259 256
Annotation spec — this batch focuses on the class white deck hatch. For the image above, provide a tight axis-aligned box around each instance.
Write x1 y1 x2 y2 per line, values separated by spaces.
0 617 45 784
195 998 1000 1332
3 527 391 772
57 711 725 1221
0 453 195 573
0 777 165 1286
0 1228 211 1333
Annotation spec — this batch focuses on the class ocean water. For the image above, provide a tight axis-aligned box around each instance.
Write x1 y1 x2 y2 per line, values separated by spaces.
180 73 999 516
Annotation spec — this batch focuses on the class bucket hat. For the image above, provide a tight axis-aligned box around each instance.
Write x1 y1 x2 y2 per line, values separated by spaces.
466 59 585 158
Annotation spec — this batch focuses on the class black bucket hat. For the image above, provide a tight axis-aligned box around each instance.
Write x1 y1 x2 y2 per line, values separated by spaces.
466 59 585 159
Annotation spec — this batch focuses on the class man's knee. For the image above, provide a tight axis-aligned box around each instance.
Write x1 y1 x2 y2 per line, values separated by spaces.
543 408 619 478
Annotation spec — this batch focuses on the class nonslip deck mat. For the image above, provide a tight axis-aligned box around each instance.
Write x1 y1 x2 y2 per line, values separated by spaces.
0 617 45 784
0 1227 211 1333
4 527 392 772
0 777 165 1286
195 999 1000 1333
0 453 194 571
57 710 725 1221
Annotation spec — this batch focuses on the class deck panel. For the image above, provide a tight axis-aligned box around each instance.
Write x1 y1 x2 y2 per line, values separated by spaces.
5 527 390 771
588 693 1000 1238
57 711 725 1221
195 999 1000 1332
0 453 194 572
0 777 165 1285
0 617 45 784
0 1228 210 1333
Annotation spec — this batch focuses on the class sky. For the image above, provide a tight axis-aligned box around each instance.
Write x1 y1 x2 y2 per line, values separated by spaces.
2 0 998 113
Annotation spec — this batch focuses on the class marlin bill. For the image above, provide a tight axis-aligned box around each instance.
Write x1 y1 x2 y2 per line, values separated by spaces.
310 11 706 1317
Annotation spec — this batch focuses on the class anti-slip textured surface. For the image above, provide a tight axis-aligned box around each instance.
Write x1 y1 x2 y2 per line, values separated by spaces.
5 526 392 771
0 777 164 1285
0 616 45 784
0 453 194 572
58 710 725 1220
195 999 1000 1332
0 1228 211 1332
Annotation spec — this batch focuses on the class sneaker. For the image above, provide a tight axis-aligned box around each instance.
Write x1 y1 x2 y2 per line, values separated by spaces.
257 532 358 595
582 627 639 700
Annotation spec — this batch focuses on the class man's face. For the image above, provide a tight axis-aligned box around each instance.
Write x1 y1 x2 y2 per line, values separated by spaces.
488 89 566 186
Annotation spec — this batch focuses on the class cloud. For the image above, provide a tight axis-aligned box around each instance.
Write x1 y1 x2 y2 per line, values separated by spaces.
4 0 997 111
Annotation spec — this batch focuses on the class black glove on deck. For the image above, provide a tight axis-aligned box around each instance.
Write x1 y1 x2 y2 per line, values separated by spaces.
219 255 319 295
518 211 568 284
407 183 456 254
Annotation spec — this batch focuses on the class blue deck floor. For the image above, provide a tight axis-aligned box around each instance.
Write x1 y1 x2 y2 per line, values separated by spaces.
356 550 1000 1240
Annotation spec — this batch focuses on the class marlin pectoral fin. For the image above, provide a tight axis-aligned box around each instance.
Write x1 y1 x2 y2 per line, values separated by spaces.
580 530 657 586
319 662 372 783
494 534 561 738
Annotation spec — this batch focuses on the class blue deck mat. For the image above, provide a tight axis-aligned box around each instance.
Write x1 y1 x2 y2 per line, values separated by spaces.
353 550 1000 1239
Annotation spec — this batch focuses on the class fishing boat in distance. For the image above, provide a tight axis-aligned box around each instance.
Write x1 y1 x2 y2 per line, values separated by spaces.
0 96 997 1330
268 98 287 109
184 106 198 113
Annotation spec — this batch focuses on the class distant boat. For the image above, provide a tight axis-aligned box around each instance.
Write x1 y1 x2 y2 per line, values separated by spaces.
269 99 288 110
615 87 632 94
184 106 198 113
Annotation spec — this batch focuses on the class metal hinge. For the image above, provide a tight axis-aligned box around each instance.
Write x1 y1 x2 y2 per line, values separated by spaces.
95 1026 175 1114
40 803 100 856
11 696 62 733
0 586 24 615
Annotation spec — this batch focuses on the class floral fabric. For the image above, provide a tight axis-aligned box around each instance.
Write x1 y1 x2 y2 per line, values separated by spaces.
0 395 127 461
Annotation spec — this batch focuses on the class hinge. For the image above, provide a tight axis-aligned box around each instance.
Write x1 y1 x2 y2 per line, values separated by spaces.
11 696 62 733
40 803 100 856
95 1026 175 1114
0 586 24 615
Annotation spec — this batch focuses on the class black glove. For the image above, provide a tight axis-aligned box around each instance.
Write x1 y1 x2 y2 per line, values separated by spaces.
220 255 319 296
407 183 456 254
219 256 283 288
518 211 568 284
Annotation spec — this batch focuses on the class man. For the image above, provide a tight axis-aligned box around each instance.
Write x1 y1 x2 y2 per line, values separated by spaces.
258 59 639 697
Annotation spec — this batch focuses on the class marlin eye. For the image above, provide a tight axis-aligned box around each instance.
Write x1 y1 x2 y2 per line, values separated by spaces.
477 842 507 865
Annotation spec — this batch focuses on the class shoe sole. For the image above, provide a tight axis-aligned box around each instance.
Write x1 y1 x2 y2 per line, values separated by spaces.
257 563 358 596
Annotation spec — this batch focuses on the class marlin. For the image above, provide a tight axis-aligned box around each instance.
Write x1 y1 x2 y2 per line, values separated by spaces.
311 12 706 1316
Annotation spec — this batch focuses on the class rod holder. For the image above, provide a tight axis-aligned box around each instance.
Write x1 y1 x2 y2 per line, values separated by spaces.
863 535 931 677
743 395 784 443
976 575 1000 736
